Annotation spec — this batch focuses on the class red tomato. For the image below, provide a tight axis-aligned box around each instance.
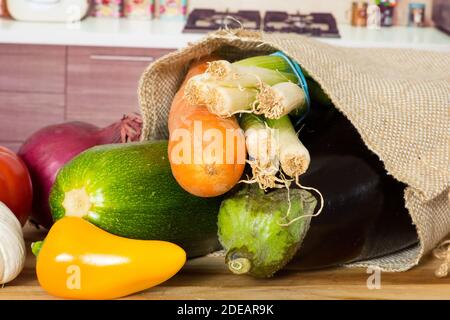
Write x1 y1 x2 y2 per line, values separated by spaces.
0 146 32 225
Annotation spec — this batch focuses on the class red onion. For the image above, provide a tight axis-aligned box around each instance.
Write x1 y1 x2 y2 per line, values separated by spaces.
18 113 142 229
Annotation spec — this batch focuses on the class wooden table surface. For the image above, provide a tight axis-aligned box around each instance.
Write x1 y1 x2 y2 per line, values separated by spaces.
1 225 449 300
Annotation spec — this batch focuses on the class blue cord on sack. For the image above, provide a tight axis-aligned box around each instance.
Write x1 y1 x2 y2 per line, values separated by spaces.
270 51 310 126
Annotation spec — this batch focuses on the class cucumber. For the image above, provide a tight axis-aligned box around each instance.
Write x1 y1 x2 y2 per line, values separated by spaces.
218 185 317 278
50 141 221 258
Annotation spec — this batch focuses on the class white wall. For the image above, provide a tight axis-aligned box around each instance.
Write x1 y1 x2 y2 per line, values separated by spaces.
189 0 434 26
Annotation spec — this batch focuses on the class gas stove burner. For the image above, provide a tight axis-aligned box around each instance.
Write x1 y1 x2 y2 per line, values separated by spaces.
183 9 340 38
264 11 340 38
183 9 261 33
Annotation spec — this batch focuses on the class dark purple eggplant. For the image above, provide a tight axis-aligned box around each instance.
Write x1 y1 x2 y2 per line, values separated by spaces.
290 105 418 269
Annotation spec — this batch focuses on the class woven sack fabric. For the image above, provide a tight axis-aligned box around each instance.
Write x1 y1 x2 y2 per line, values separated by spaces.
138 30 450 271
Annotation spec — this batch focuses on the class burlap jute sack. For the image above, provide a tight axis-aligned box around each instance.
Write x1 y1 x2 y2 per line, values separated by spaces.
138 30 450 271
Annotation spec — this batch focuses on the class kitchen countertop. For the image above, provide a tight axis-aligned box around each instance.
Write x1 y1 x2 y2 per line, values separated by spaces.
0 17 449 51
1 224 449 300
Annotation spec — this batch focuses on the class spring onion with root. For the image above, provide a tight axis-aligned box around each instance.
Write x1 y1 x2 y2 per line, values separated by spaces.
266 115 324 226
256 82 307 119
184 76 258 117
184 55 307 119
205 60 298 87
183 74 210 105
205 86 258 117
241 113 323 222
239 114 284 190
239 113 313 191
233 55 293 72
266 115 310 178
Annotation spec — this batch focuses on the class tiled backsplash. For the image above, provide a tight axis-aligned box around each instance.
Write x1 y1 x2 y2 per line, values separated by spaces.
189 0 434 26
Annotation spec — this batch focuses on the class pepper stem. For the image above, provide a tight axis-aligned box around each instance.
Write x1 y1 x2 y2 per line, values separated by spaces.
31 241 44 257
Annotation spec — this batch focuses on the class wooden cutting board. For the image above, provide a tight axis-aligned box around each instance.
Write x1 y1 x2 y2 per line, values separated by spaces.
1 224 449 300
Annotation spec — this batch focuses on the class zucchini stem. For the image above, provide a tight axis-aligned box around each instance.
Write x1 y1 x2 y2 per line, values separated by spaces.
226 250 252 275
228 258 252 275
62 188 91 218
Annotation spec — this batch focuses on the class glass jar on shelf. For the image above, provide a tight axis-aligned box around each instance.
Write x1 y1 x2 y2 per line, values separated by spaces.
408 3 426 27
92 0 123 18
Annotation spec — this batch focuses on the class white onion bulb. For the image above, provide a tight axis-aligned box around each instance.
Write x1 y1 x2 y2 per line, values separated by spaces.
0 201 26 284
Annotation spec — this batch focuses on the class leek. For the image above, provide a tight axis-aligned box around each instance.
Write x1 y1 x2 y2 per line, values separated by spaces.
206 60 298 88
256 82 307 119
239 114 283 190
184 55 307 120
184 74 210 105
205 86 257 117
233 55 293 72
184 76 257 116
266 115 310 178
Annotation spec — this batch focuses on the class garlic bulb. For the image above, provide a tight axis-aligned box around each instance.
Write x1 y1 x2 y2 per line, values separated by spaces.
0 201 26 284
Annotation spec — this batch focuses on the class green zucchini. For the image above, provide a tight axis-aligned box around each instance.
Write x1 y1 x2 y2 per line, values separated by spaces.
49 141 221 258
218 185 317 277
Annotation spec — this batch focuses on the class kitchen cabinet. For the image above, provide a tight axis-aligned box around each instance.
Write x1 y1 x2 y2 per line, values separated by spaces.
0 44 66 93
0 91 65 141
67 46 172 126
0 44 175 150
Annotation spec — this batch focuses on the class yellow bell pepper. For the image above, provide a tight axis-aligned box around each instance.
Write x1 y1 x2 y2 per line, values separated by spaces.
33 217 186 299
